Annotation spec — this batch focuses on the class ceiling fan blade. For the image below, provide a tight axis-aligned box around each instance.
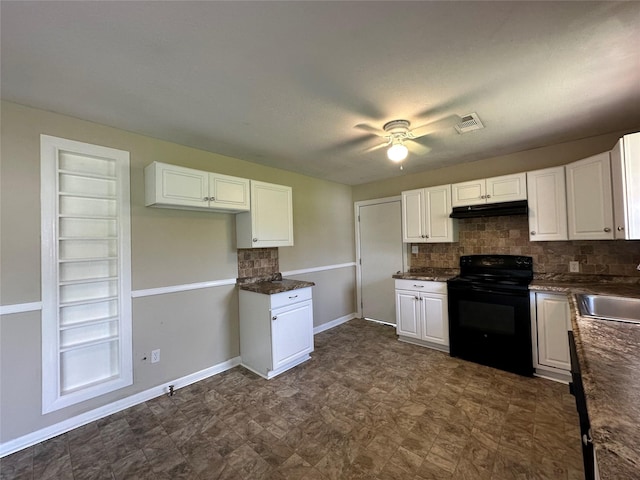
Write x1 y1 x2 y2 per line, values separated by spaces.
355 123 386 137
363 140 390 154
408 141 431 156
411 114 461 138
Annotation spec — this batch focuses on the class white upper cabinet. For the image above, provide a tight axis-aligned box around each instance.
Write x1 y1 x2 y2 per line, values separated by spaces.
611 132 640 240
566 152 614 240
402 184 458 243
145 162 249 212
451 172 527 207
527 166 568 241
236 180 294 248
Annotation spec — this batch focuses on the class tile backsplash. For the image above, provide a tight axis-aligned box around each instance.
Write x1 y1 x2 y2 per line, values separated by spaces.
411 215 640 276
237 248 279 278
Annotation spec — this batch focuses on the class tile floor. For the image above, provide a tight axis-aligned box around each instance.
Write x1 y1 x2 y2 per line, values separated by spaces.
1 318 584 480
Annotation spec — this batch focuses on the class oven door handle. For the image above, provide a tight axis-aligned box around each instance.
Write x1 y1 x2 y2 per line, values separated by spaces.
468 285 527 296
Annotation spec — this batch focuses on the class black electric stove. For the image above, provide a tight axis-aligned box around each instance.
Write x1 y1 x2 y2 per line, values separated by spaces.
447 255 534 376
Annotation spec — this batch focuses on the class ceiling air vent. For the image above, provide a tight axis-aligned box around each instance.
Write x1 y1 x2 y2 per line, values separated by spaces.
455 113 484 134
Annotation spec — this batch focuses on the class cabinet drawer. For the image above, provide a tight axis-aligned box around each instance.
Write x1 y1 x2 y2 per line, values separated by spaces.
395 280 447 294
270 287 312 310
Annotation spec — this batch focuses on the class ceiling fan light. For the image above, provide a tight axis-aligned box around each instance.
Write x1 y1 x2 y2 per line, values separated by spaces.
387 142 408 162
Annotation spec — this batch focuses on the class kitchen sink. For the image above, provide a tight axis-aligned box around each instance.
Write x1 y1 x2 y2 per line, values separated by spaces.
576 294 640 324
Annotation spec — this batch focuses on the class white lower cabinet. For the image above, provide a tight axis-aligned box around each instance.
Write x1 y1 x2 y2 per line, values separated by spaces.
532 292 571 380
395 280 449 352
239 287 313 379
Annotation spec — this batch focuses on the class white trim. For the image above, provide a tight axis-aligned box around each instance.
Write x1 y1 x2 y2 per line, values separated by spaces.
40 135 133 414
131 278 237 298
0 356 241 458
363 317 396 327
281 262 356 277
0 309 355 458
534 371 570 385
1 265 356 310
313 312 356 334
0 302 42 315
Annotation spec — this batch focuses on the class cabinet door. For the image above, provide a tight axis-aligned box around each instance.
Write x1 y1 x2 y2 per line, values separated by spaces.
566 152 614 240
451 179 486 207
486 173 527 204
425 185 457 243
420 293 449 346
611 133 640 240
152 163 209 208
250 181 294 247
536 293 571 371
209 173 250 211
395 290 421 339
402 189 427 242
271 300 313 371
527 167 568 241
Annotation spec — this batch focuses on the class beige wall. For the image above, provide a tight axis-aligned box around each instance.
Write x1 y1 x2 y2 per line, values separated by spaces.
0 101 356 444
352 130 637 201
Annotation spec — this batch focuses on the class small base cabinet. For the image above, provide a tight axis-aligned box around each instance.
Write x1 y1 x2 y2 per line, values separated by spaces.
531 291 571 381
239 287 313 379
395 280 449 352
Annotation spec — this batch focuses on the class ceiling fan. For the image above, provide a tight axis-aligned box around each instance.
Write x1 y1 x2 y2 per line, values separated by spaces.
356 114 461 163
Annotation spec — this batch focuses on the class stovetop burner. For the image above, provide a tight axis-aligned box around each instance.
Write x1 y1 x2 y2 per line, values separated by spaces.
454 254 533 285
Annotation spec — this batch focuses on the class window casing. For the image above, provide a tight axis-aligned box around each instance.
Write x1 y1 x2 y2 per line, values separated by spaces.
41 135 132 413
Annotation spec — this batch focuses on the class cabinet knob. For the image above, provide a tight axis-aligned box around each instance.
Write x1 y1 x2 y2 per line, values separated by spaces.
414 296 419 300
253 238 258 242
617 226 624 231
530 231 536 235
425 234 429 238
272 316 277 321
480 195 485 199
604 227 611 233
203 197 209 201
486 194 491 199
210 196 215 201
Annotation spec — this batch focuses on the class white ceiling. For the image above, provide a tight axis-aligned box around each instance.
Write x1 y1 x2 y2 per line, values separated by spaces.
2 1 640 185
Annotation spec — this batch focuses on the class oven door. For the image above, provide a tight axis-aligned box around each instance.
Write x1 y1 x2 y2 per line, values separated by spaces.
447 281 533 376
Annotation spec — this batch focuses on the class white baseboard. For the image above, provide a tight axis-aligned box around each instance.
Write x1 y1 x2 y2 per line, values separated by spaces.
0 357 240 458
1 312 358 458
313 312 357 334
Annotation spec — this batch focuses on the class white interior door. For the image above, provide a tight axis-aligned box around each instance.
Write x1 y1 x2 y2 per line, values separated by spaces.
357 198 404 324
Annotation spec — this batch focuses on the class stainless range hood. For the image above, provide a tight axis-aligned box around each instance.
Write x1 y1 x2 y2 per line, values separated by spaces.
450 200 528 218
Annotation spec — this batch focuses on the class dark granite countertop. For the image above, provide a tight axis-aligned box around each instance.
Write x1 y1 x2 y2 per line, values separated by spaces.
392 267 458 282
530 273 640 299
530 274 640 478
237 273 315 294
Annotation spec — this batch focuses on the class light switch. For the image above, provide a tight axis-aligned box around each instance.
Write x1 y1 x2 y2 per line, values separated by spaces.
411 245 419 254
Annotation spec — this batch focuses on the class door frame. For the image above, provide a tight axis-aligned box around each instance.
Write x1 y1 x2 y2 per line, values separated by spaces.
354 196 408 322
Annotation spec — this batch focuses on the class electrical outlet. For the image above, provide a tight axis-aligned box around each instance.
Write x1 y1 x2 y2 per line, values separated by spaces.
411 245 419 254
569 261 580 273
151 349 160 364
